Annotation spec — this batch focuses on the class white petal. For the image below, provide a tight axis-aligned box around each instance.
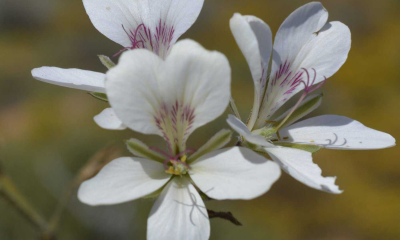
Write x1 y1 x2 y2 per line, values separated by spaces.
107 40 231 153
31 67 105 93
78 157 170 206
256 3 351 128
279 115 396 150
266 147 342 194
83 0 204 58
226 115 274 147
94 108 127 130
273 2 328 72
148 177 210 240
294 21 351 83
230 14 272 130
190 147 281 200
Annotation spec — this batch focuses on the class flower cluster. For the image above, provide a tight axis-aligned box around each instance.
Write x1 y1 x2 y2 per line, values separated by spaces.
31 1 395 239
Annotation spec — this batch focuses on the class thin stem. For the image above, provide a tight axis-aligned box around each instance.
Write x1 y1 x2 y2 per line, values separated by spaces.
0 174 49 232
275 92 307 130
229 97 241 120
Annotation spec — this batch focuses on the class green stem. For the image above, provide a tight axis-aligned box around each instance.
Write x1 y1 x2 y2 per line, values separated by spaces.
0 175 49 232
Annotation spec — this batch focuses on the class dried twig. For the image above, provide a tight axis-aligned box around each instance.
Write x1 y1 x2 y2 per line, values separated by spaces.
207 209 243 226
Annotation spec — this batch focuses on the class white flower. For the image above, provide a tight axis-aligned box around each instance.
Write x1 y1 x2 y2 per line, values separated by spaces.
78 40 281 240
228 2 395 194
31 0 204 129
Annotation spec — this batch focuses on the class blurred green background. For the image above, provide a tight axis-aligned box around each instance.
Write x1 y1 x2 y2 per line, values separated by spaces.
0 0 399 239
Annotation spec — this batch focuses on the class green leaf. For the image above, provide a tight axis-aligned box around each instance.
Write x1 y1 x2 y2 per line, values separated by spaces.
276 93 323 129
188 129 232 163
98 55 116 69
89 92 109 102
126 138 165 163
274 142 321 153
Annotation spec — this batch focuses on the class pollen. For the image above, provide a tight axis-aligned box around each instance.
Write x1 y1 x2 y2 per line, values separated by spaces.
181 155 187 163
165 166 181 175
165 160 189 176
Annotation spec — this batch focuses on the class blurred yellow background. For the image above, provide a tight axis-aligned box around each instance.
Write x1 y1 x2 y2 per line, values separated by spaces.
0 0 399 239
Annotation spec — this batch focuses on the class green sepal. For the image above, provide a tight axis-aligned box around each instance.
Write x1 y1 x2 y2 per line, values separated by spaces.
98 55 116 69
141 187 164 200
274 142 321 153
252 126 278 139
241 140 265 152
89 92 109 102
199 190 212 202
277 93 323 129
188 129 232 163
126 138 165 163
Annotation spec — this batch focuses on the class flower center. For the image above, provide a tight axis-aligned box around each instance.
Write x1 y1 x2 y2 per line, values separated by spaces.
165 155 190 176
150 147 195 176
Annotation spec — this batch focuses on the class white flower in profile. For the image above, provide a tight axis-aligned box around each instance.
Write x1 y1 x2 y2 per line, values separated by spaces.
31 0 204 129
227 2 395 194
78 40 281 240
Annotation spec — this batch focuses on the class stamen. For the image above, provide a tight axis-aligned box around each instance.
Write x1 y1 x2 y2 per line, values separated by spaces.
173 149 196 161
181 155 187 163
299 68 326 94
276 131 282 140
113 24 147 57
112 47 130 58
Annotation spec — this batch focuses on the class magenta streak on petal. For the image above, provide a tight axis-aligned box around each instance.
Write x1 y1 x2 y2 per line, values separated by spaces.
154 100 197 155
154 102 173 154
154 19 175 57
265 60 328 120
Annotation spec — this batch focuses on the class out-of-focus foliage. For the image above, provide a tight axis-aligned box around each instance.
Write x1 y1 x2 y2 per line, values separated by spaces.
0 0 399 239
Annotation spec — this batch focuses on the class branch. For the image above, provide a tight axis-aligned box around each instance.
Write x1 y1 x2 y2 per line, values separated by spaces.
207 209 243 226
